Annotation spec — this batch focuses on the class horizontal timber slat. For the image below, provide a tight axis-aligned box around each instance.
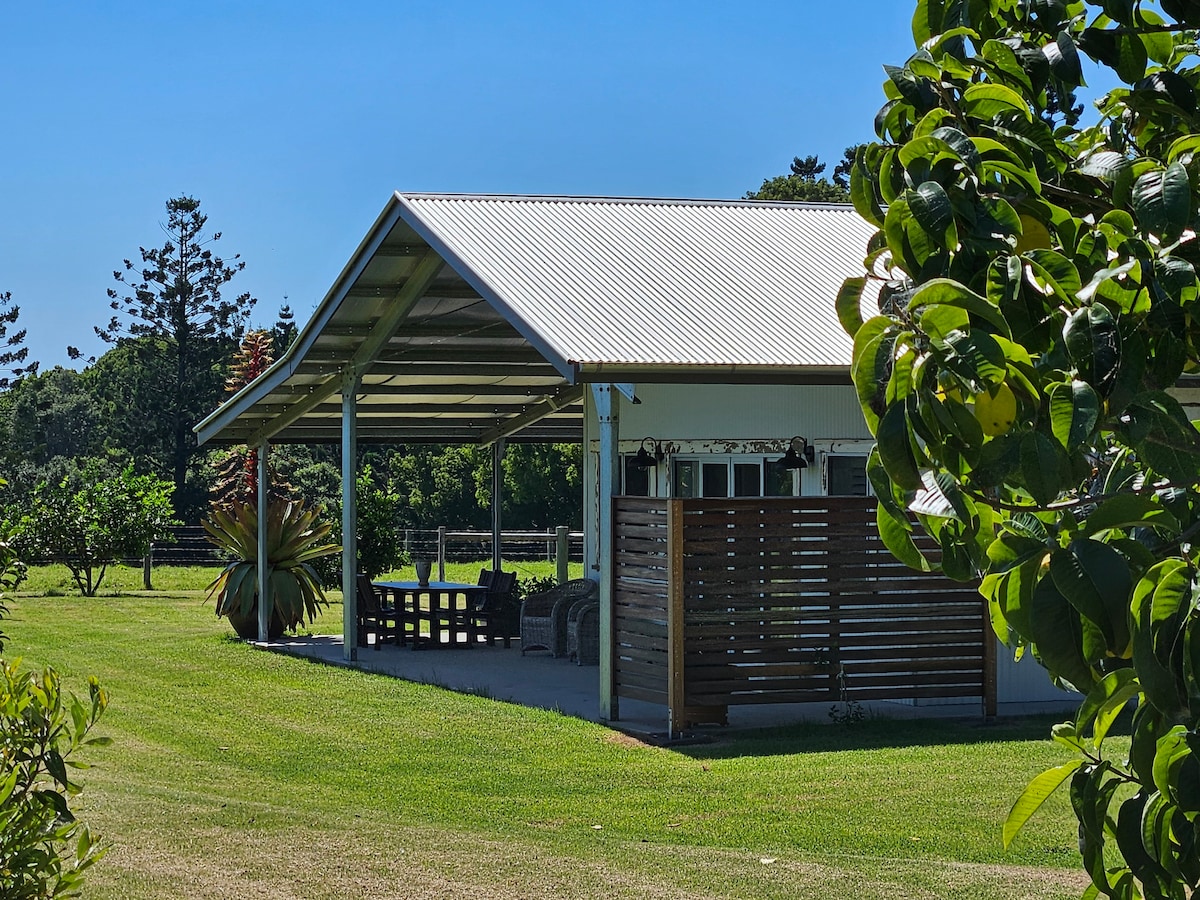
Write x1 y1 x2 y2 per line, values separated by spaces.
611 496 990 714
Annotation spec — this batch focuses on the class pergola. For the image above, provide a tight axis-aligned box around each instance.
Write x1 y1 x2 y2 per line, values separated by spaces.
195 192 877 719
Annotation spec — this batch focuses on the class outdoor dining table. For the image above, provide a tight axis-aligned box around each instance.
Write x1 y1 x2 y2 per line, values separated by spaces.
373 581 489 649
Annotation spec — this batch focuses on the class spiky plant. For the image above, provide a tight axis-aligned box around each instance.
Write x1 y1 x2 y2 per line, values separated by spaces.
204 499 338 636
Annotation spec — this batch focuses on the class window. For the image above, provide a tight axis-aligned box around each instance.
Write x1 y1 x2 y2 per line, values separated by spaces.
827 455 869 496
672 456 796 499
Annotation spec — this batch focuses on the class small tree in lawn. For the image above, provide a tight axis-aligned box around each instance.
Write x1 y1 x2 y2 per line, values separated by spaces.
845 2 1200 896
20 464 178 596
88 196 256 520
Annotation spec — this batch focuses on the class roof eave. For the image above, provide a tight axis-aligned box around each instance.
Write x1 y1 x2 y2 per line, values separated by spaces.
194 195 409 446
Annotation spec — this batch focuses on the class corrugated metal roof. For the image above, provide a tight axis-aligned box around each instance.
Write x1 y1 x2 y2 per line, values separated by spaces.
399 194 875 371
196 193 877 446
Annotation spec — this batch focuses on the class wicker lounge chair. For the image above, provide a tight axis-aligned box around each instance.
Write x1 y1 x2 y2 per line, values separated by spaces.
519 578 597 657
566 598 600 665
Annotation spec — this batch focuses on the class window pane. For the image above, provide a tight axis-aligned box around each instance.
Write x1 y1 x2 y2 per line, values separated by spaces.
828 456 868 496
623 456 650 497
733 463 761 497
673 460 697 498
702 463 728 498
764 458 796 497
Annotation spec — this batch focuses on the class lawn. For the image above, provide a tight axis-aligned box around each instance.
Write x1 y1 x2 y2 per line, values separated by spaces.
3 573 1093 899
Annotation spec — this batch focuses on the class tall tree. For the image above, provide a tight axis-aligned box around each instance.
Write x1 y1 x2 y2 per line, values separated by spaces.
745 150 857 202
845 3 1200 897
90 197 255 519
0 292 37 390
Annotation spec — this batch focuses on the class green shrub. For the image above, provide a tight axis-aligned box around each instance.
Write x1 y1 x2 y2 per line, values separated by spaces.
0 661 109 898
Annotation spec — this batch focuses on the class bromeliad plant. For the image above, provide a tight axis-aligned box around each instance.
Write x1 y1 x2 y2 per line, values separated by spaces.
845 2 1200 898
204 499 339 637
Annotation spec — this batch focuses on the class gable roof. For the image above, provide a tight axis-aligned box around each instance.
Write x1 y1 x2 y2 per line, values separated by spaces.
195 193 876 447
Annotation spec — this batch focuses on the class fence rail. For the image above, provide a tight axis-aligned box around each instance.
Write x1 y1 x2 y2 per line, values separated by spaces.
613 496 993 732
140 526 584 569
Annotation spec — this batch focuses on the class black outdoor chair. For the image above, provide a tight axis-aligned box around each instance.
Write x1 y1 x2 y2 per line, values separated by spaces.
459 570 517 647
355 574 398 650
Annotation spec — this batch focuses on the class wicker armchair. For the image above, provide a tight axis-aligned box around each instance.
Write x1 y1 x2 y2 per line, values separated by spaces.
566 598 600 666
519 578 597 657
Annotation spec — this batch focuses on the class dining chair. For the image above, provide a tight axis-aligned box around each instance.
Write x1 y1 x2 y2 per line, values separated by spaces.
355 574 397 650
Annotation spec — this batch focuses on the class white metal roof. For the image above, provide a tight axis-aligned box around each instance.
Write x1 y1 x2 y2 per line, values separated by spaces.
195 193 876 447
403 195 875 372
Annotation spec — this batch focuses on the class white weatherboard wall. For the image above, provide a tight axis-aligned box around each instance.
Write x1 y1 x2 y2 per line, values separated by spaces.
619 383 872 442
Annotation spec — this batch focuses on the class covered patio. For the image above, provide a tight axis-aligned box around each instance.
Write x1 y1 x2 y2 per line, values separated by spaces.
196 192 1049 731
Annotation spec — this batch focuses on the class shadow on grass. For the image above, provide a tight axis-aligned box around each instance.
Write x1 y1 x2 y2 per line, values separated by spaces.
682 713 1087 760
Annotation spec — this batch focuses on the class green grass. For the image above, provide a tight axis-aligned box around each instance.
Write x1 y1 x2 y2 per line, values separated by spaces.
2 590 1094 899
17 560 584 598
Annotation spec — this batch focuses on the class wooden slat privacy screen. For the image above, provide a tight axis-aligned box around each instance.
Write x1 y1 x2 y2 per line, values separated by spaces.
613 496 993 728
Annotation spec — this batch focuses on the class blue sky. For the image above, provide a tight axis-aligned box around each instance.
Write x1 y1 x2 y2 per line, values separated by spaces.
1 1 916 370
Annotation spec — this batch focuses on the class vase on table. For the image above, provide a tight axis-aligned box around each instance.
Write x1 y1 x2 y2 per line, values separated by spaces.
415 559 432 586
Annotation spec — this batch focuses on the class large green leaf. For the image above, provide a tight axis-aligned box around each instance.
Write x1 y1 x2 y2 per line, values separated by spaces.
1029 574 1096 691
962 83 1033 122
1004 760 1084 848
1049 380 1099 449
1024 250 1083 305
1063 304 1121 394
1132 162 1191 240
851 317 897 434
1075 669 1141 747
836 277 867 338
877 402 923 491
1050 540 1133 656
1020 431 1068 506
907 278 1011 336
1080 493 1180 537
876 502 934 572
909 181 957 249
1120 393 1200 483
1131 560 1191 717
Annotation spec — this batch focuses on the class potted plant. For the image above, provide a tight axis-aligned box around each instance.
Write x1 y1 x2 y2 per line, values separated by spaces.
204 499 339 640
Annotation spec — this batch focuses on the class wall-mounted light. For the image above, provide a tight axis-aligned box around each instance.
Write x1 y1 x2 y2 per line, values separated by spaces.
632 437 663 469
778 436 815 470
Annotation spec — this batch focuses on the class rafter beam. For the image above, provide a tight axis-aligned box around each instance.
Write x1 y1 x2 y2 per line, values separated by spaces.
247 376 341 447
479 385 586 446
350 250 445 372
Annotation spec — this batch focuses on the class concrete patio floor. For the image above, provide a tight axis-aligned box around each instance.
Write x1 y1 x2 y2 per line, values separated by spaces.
260 634 1077 738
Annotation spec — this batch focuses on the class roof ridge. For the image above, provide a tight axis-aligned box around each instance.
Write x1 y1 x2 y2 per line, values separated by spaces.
395 192 856 211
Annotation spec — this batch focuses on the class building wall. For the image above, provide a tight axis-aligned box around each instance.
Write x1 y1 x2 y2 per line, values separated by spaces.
581 380 1076 709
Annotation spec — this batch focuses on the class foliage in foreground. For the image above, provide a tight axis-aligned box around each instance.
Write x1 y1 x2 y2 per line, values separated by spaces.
0 493 109 898
845 2 1200 897
16 465 177 597
0 661 110 899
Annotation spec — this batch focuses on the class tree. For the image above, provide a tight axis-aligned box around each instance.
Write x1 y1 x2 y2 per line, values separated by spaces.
745 150 857 202
0 291 37 390
88 197 256 520
18 464 178 596
844 3 1200 896
271 302 298 357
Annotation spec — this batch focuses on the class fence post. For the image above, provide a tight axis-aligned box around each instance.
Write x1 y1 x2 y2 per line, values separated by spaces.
983 599 998 720
555 526 569 584
143 547 153 591
404 529 410 556
437 526 447 582
666 500 685 739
